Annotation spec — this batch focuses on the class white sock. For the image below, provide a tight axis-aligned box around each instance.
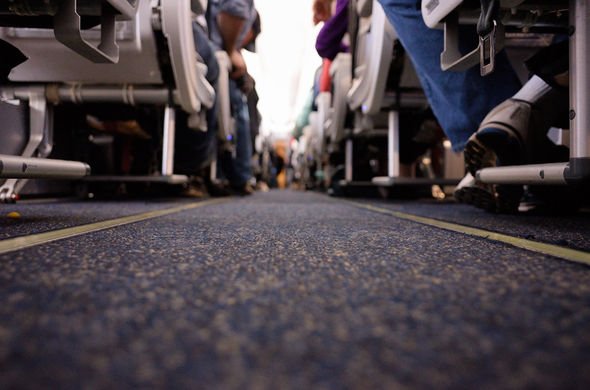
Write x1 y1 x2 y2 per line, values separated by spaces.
512 75 552 103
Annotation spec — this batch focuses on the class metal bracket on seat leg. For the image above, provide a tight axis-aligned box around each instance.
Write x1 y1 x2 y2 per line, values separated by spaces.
345 139 353 182
54 0 122 63
161 105 176 176
567 0 590 184
372 110 400 187
441 11 505 74
472 0 590 187
479 20 497 76
0 89 50 201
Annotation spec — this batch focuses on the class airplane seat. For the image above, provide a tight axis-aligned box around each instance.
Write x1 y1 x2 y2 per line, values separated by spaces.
301 121 318 188
328 53 352 146
300 0 393 189
1 0 213 112
347 0 425 118
422 0 590 191
0 0 139 64
314 91 330 163
347 0 396 116
356 0 373 18
310 58 334 182
422 0 569 75
344 0 459 189
214 50 236 154
0 0 217 201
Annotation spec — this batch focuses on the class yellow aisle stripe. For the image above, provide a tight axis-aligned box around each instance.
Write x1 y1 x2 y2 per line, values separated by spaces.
347 201 590 267
0 198 228 256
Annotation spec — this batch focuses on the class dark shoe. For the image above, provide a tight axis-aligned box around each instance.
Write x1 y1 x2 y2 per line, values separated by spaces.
181 177 209 198
463 99 533 213
464 99 529 176
205 180 233 197
454 172 496 211
232 182 255 196
463 85 571 213
454 172 522 213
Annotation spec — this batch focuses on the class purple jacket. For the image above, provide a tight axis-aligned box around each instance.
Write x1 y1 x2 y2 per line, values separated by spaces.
315 0 349 60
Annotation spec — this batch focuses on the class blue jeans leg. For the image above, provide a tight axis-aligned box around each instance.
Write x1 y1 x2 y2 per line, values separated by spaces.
377 0 522 151
229 81 253 186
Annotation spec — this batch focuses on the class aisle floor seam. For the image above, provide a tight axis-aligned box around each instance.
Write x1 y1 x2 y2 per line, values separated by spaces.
346 200 590 267
0 198 228 256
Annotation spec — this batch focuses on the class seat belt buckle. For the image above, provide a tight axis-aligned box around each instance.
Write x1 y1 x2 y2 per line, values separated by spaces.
479 20 497 76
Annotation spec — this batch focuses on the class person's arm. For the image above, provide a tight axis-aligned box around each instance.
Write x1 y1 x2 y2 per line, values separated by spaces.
315 0 349 60
217 11 247 79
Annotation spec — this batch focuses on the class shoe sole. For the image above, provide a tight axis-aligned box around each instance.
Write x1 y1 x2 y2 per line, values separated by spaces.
464 136 493 177
463 135 522 213
454 184 496 212
455 184 522 214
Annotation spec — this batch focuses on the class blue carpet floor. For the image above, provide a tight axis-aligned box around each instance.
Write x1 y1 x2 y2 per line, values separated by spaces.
0 190 589 388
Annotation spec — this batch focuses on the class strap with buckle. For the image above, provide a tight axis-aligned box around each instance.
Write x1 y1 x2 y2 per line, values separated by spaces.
477 0 501 75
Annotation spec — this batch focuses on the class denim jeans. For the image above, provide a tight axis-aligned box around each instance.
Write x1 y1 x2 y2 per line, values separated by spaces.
377 0 522 151
174 24 220 174
228 79 253 186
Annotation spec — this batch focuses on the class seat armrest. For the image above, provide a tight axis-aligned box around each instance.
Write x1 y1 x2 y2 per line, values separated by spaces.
328 53 352 144
422 0 463 29
347 0 395 115
161 0 201 114
53 0 139 63
215 51 235 145
195 61 216 109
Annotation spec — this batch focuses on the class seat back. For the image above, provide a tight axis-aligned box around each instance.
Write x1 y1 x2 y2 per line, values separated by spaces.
423 0 567 74
0 1 159 84
347 0 395 115
0 0 139 63
0 0 210 114
356 0 373 17
328 53 352 144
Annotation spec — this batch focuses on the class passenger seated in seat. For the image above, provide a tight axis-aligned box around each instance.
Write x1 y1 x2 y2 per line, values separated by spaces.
378 0 571 212
241 11 261 159
377 0 521 153
457 40 571 212
174 18 223 198
313 0 449 181
314 0 349 61
313 0 349 98
207 0 258 195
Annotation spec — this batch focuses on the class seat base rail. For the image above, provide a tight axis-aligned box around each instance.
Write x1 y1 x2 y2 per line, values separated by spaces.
476 162 568 185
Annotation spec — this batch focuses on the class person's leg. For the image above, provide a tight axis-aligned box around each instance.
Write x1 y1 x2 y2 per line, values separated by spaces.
377 0 521 151
174 25 220 176
228 80 253 188
459 39 570 212
192 23 220 84
462 75 569 213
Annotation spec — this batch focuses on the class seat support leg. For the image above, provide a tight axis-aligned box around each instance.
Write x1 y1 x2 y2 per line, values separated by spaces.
0 89 52 202
161 105 176 176
345 138 353 182
566 0 590 184
388 110 400 178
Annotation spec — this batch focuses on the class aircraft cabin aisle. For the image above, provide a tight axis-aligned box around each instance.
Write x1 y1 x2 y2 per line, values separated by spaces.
2 0 590 387
1 190 590 388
